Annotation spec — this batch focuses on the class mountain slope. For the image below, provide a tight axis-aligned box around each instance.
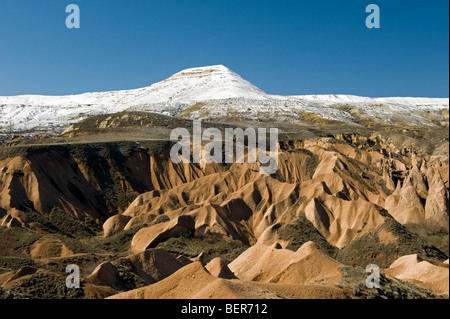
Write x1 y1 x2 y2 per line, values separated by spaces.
0 65 448 133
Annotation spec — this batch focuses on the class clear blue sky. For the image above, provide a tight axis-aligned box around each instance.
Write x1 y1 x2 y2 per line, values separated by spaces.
0 0 448 97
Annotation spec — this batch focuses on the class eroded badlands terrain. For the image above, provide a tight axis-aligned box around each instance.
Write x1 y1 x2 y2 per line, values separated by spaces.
0 110 448 299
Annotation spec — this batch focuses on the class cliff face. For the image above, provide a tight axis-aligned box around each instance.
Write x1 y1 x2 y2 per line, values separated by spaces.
1 138 448 243
0 142 212 227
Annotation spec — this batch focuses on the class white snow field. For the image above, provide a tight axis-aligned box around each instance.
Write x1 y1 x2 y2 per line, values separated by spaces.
0 65 448 133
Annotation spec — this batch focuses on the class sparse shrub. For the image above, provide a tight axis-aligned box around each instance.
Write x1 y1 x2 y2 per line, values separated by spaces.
112 258 147 290
405 224 449 256
116 191 139 211
167 194 180 210
339 266 439 299
22 207 58 234
153 215 170 225
0 224 42 258
304 154 320 178
78 225 147 254
277 212 337 256
336 216 448 268
376 179 393 196
83 216 102 233
0 287 23 299
49 207 93 238
9 271 84 299
156 236 249 264
0 256 36 272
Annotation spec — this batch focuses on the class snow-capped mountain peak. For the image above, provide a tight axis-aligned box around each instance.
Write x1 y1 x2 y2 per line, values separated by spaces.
0 65 448 133
145 65 267 102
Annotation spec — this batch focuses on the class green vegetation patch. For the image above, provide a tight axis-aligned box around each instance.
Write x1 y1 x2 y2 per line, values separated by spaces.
336 216 448 268
110 257 147 291
79 226 147 255
0 287 24 299
304 153 320 178
376 179 393 196
0 257 36 273
405 224 449 257
156 236 249 264
338 266 439 299
276 212 338 257
0 227 41 257
49 207 94 239
8 270 84 299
